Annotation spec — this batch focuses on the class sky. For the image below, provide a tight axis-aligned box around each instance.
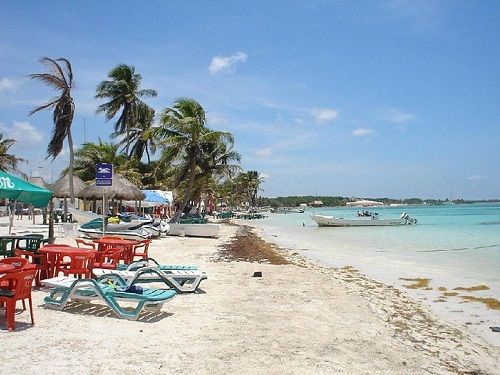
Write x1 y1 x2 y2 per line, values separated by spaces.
0 0 499 199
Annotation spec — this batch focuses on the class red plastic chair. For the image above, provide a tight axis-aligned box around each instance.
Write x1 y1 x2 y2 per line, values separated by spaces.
0 257 31 288
14 249 50 286
75 239 96 249
55 252 95 279
132 240 151 261
93 248 126 270
0 269 37 331
0 257 29 270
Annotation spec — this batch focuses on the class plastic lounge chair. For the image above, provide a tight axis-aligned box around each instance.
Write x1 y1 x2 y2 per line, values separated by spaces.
116 258 198 271
42 274 176 320
92 265 207 293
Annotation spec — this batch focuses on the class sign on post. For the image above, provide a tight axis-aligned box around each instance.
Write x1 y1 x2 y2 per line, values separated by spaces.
96 163 113 186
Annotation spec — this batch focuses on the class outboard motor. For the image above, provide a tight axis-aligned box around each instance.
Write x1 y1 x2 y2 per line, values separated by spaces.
401 212 417 225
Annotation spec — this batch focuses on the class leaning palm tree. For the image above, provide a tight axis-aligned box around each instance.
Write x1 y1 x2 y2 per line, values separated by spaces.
29 57 76 203
95 64 157 159
116 102 156 163
0 134 26 174
155 98 236 222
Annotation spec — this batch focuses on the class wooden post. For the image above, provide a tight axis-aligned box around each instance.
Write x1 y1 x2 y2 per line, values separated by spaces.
48 199 54 243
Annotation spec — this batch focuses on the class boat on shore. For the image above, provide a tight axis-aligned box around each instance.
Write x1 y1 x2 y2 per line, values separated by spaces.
313 212 417 227
167 223 220 238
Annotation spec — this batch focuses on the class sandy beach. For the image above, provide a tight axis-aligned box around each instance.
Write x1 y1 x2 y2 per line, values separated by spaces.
0 217 499 374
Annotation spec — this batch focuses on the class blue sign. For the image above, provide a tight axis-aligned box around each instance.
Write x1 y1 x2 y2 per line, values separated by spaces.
96 163 112 186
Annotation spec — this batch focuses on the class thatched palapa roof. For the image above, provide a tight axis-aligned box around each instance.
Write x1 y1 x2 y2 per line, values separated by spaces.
78 174 145 200
29 176 49 189
49 173 86 198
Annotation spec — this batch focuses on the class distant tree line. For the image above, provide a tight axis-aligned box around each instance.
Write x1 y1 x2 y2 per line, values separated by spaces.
256 196 500 208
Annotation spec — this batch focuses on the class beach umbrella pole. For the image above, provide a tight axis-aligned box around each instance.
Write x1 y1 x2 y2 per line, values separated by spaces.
48 199 54 243
8 202 13 234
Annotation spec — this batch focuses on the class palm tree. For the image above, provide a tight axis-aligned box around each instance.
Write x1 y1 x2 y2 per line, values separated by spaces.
95 64 157 159
0 134 26 174
155 98 236 222
234 170 264 207
116 103 156 163
245 170 264 207
29 57 76 203
69 140 141 185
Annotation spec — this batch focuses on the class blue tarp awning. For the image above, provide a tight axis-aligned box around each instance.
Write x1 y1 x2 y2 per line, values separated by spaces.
143 190 170 204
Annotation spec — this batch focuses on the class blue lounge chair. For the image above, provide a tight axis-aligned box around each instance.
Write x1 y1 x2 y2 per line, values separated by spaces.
42 274 176 320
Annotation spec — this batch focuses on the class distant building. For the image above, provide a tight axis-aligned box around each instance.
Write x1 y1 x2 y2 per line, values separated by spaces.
310 200 323 207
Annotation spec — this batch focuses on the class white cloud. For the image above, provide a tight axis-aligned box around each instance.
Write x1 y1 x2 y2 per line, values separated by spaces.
0 78 20 92
0 121 44 145
255 147 273 158
467 174 486 181
260 173 270 179
208 52 247 74
352 128 374 137
293 118 304 124
311 108 338 124
207 113 229 125
380 108 415 123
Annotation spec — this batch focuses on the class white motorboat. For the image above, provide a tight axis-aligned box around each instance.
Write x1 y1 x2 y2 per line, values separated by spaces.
312 212 417 227
272 207 305 214
167 223 220 238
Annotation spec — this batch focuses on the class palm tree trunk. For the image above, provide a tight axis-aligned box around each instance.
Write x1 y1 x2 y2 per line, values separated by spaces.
67 127 75 205
124 103 130 160
145 145 151 164
170 160 196 223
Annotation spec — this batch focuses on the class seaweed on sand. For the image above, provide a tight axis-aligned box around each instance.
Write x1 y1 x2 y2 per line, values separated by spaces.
454 285 490 292
399 278 431 290
460 296 500 310
216 225 290 265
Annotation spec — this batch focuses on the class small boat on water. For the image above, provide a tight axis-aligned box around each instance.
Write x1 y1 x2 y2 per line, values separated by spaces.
313 212 417 227
272 207 305 214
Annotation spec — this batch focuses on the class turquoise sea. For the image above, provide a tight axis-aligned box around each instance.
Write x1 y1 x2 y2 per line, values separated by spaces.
252 203 500 344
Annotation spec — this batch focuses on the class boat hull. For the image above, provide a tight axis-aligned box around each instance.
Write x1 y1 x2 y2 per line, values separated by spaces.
312 215 408 227
167 223 220 238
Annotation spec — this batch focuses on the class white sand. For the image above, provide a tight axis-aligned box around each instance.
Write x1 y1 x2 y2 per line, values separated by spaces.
0 216 499 374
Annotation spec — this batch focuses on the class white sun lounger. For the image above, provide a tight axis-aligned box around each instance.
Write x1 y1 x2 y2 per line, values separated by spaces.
92 266 207 293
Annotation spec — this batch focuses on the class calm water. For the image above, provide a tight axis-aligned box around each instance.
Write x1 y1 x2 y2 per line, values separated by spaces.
251 203 500 344
254 203 500 303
